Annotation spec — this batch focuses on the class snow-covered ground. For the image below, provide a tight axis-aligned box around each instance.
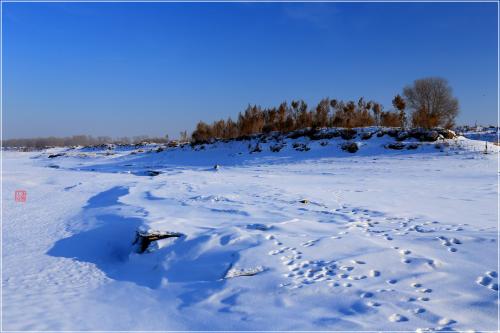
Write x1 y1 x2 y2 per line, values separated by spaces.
461 130 498 144
2 133 498 331
456 125 497 143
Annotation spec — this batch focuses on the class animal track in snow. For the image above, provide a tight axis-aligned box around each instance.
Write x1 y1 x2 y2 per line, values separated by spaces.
366 301 381 307
476 271 498 291
389 314 408 322
339 265 354 271
282 259 338 288
268 247 287 255
486 271 498 278
360 292 373 298
438 318 456 326
351 260 366 265
436 235 462 253
418 288 432 293
300 239 318 247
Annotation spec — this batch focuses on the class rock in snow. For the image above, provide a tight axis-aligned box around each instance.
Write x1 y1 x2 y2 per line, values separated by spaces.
225 266 266 279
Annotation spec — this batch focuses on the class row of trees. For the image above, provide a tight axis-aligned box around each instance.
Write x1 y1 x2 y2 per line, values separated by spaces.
193 98 401 142
192 77 459 142
3 135 170 149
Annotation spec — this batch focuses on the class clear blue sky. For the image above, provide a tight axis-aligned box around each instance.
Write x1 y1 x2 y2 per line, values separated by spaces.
4 2 498 139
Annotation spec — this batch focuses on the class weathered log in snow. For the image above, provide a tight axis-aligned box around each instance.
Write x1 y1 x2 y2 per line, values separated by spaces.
145 170 162 177
133 230 184 253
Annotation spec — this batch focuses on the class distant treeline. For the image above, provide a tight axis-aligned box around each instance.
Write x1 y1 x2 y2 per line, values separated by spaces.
2 135 169 149
192 77 459 143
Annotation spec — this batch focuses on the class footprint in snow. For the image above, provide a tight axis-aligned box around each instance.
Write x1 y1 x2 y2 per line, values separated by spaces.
366 301 381 307
426 259 439 269
301 239 318 247
268 247 287 255
389 314 408 322
438 318 456 326
418 288 432 293
360 292 374 298
376 288 394 293
339 265 354 271
436 236 461 253
476 271 498 291
487 271 498 277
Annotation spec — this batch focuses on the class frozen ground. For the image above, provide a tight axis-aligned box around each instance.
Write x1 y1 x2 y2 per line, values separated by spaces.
2 133 499 331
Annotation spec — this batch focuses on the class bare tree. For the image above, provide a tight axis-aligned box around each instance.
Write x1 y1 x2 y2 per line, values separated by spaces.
179 131 189 142
403 77 459 129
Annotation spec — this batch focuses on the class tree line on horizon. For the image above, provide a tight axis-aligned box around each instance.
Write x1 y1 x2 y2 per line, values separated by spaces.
192 77 459 143
3 77 459 148
2 135 170 149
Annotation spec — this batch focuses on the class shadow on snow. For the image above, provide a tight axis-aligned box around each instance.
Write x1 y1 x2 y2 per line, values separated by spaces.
47 186 237 305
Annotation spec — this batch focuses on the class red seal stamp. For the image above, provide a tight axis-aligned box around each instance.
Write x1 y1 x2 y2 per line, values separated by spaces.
15 190 27 202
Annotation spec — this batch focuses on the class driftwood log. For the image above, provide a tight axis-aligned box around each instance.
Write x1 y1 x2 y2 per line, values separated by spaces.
133 230 184 253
